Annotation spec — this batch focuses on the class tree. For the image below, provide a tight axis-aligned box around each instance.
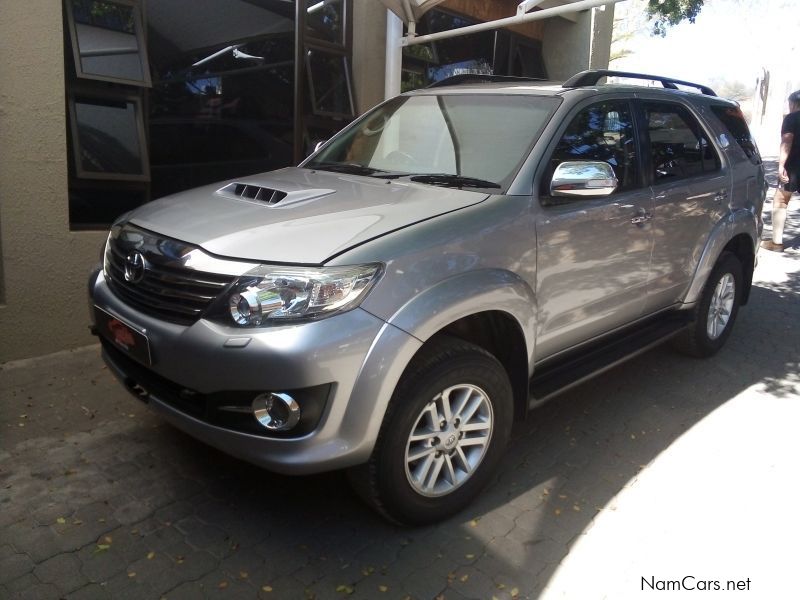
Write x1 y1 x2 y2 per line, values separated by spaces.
646 0 705 36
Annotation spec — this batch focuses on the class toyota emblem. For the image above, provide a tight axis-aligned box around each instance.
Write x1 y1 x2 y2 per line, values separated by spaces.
124 251 146 283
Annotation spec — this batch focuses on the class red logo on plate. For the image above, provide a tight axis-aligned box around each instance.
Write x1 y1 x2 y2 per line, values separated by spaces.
108 319 136 349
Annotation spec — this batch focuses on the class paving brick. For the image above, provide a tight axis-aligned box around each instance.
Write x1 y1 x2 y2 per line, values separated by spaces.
78 546 127 583
33 552 88 594
13 582 62 600
5 522 63 563
5 573 39 595
0 553 35 584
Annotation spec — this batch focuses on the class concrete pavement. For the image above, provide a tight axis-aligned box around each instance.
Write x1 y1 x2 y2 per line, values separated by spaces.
1 189 799 599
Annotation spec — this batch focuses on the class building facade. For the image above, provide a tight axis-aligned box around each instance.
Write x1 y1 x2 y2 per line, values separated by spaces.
0 0 614 362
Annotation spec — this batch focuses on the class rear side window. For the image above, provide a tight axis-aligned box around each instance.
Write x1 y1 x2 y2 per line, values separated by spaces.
643 102 721 183
710 104 761 164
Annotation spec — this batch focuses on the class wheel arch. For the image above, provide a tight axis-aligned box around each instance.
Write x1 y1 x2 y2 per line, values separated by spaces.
721 233 755 305
385 269 536 422
683 212 757 306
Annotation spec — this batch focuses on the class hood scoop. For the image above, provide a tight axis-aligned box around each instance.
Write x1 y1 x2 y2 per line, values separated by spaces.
219 182 336 207
221 182 288 205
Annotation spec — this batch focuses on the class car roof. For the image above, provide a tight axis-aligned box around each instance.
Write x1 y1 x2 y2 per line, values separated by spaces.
402 70 740 107
405 82 739 107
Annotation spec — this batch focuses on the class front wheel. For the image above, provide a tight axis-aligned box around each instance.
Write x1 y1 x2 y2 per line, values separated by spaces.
348 336 513 525
673 252 742 358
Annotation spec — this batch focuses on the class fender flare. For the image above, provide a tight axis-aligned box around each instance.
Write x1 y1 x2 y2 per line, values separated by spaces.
386 268 537 369
683 209 757 305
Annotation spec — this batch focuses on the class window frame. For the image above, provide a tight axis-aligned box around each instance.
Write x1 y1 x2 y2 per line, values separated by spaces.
64 0 152 87
305 45 355 119
305 0 347 48
68 92 151 182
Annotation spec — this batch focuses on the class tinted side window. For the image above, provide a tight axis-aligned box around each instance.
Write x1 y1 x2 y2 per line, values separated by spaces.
548 101 639 192
644 102 720 182
710 104 761 164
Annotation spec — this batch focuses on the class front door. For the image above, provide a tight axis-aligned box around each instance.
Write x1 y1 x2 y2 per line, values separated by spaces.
535 99 653 360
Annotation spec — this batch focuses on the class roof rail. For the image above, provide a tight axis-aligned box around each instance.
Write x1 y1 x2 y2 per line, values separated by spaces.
427 74 546 88
562 69 717 97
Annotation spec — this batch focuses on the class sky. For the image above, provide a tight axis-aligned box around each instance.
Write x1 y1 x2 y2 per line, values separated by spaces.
611 0 799 87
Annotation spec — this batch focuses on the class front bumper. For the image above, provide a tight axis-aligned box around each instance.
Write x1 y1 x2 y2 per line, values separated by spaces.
90 269 422 474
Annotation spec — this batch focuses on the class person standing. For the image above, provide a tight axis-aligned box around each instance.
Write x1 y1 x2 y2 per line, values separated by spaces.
762 90 800 252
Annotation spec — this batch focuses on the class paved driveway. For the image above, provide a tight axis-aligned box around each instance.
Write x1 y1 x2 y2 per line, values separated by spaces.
2 193 798 600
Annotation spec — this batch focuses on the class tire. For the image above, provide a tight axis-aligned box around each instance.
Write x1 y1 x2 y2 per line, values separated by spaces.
348 336 513 525
673 252 742 358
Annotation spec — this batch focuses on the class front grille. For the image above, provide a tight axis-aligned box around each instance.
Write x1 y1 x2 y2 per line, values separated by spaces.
104 225 237 325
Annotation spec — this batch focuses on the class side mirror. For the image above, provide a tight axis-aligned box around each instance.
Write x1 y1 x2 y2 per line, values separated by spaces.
550 161 618 198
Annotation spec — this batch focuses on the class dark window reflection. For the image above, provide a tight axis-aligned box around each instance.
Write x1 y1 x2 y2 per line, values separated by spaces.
645 103 721 182
306 0 344 44
69 187 146 228
306 48 353 117
73 98 146 177
69 0 148 84
148 4 297 198
549 101 639 192
710 105 760 164
401 9 546 91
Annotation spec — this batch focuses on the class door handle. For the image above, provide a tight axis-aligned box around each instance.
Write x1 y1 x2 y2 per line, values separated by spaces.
630 208 652 225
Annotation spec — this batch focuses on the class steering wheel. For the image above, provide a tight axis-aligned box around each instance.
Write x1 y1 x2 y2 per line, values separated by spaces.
384 150 416 167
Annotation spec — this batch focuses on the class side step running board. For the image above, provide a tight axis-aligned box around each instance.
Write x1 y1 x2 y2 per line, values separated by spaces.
529 313 690 408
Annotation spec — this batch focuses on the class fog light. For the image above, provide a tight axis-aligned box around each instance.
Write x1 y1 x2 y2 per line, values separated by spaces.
252 392 301 431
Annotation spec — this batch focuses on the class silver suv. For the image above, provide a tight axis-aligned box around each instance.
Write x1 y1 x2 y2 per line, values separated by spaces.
89 70 766 524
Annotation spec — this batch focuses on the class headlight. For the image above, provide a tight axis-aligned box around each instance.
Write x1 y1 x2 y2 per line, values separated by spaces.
223 263 382 326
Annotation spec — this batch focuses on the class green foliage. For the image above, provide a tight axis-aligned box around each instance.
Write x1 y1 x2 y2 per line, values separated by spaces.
647 0 705 36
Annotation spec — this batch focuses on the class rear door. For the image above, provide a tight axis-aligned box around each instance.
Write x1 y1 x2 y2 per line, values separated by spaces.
534 98 654 359
638 98 729 312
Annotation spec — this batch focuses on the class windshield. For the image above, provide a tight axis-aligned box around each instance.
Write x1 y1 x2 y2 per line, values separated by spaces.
306 93 559 190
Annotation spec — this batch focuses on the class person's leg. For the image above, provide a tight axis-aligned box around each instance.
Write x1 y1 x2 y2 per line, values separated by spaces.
771 187 791 244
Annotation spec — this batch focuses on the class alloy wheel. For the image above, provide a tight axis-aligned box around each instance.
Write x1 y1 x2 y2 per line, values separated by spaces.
404 384 494 497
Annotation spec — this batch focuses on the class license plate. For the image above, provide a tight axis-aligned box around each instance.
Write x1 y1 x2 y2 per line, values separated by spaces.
94 306 152 366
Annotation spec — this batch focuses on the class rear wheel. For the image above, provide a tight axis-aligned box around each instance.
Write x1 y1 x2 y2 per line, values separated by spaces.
348 336 513 525
673 252 742 357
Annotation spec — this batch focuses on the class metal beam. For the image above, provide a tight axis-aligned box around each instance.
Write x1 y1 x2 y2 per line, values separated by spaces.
517 0 544 15
385 10 404 99
403 0 623 46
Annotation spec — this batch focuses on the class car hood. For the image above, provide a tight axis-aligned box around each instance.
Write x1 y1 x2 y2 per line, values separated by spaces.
129 167 489 264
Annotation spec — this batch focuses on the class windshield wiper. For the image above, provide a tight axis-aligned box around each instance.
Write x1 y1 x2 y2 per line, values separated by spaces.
408 174 501 189
310 162 388 177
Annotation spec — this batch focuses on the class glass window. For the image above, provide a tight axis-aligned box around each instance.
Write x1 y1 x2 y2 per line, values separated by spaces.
306 0 344 45
644 102 720 182
710 104 760 164
401 10 546 92
69 187 147 229
147 7 297 199
70 96 149 180
306 48 354 117
66 0 151 86
308 94 559 190
548 101 639 192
